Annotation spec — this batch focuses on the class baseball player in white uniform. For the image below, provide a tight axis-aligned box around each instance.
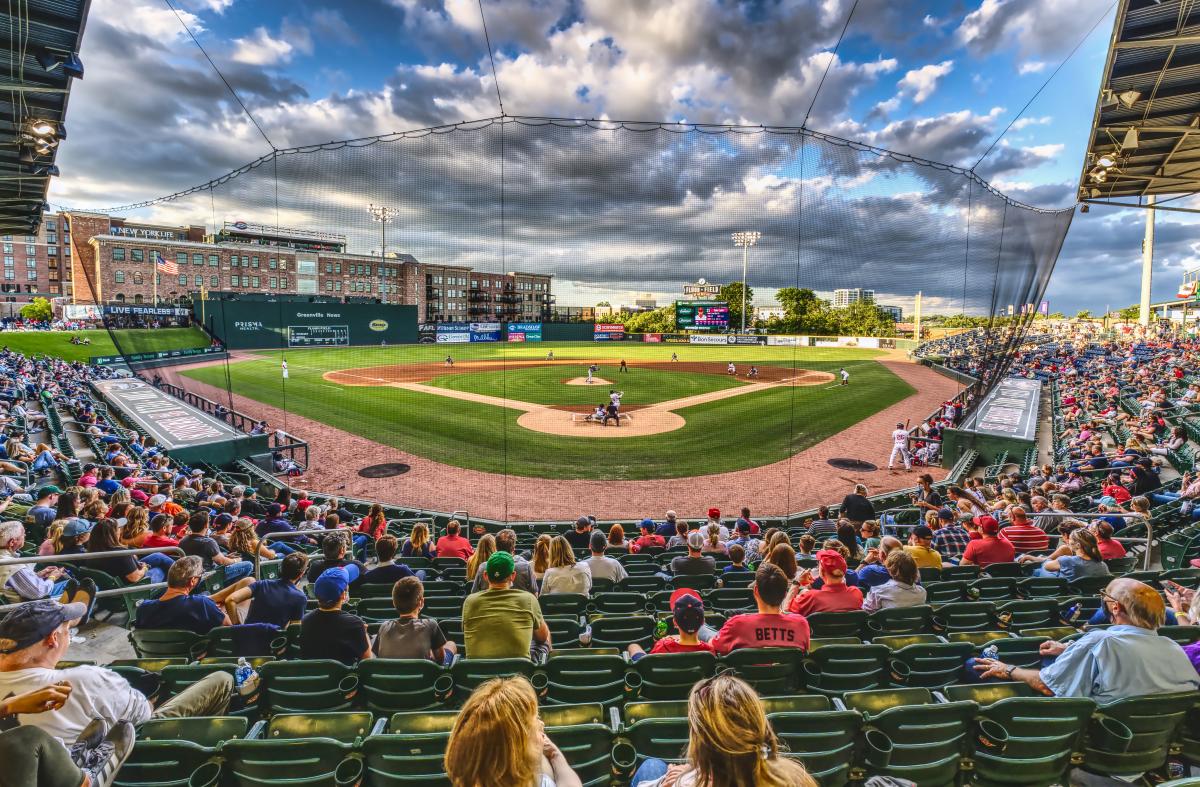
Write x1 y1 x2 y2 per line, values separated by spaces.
609 390 623 408
585 365 594 384
727 362 736 375
889 421 911 470
840 367 850 385
281 360 288 380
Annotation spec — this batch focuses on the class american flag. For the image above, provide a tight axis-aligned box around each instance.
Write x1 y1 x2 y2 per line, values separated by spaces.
155 252 179 275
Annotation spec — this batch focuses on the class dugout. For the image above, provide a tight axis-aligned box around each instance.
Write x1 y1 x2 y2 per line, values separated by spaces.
201 297 419 349
940 377 1041 468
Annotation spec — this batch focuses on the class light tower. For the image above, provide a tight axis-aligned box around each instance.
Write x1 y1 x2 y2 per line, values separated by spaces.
731 230 761 333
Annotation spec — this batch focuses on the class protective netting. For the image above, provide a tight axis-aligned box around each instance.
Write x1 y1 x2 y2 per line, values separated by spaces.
73 117 1073 520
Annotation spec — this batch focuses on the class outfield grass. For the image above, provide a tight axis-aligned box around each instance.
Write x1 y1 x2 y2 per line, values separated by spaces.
181 343 913 480
0 327 212 363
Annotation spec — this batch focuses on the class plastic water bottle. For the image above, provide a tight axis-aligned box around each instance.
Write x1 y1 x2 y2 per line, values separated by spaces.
654 619 669 640
981 644 999 661
1062 603 1081 625
234 657 253 689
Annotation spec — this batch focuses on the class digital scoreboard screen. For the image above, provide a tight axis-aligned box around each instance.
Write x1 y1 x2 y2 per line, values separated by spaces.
676 301 729 331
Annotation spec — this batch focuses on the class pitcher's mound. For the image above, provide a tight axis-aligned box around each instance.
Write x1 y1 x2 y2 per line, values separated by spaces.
565 376 612 386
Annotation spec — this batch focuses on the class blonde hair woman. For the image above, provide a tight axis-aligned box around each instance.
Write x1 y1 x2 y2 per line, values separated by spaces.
445 677 581 787
465 534 496 582
531 534 553 580
701 524 727 555
403 522 432 559
630 673 816 786
541 535 591 595
229 518 276 561
121 506 150 548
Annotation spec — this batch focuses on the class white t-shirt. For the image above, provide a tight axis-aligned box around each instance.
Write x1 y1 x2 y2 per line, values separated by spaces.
0 665 152 744
892 428 908 446
540 562 592 595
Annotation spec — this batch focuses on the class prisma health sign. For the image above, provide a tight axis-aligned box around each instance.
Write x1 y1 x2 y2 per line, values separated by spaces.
676 301 729 331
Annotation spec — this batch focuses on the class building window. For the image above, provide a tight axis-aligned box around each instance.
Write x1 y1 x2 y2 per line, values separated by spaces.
130 249 144 262
133 294 143 304
63 246 69 257
251 276 259 287
325 262 333 273
269 276 277 288
279 260 287 271
252 256 259 268
176 252 187 266
269 258 277 269
25 245 34 255
230 257 239 268
192 253 203 265
210 276 218 288
114 270 125 284
335 262 341 273
26 270 36 281
132 272 143 285
230 276 239 287
335 280 342 291
112 247 126 261
47 246 56 256
25 258 35 269
178 275 186 286
3 257 11 267
207 254 218 267
280 277 289 288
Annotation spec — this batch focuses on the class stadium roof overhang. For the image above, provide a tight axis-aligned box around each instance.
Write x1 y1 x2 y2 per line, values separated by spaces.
1079 0 1200 213
0 0 90 235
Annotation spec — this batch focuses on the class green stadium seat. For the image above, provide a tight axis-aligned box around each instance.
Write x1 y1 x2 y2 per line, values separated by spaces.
589 592 647 615
218 712 368 787
260 659 360 713
871 633 943 650
628 651 717 701
539 592 588 618
981 562 1026 578
940 565 981 581
1068 575 1114 596
420 595 465 619
539 703 617 787
924 580 970 604
1015 576 1068 598
970 696 1096 787
205 625 288 659
115 716 248 787
450 657 534 701
865 605 935 637
545 615 583 648
718 647 804 695
589 615 656 650
720 570 756 586
997 599 1063 632
159 664 237 702
888 642 974 688
970 577 1019 601
615 700 691 776
362 710 457 787
617 575 667 593
942 681 1036 705
705 588 755 614
842 687 977 787
806 610 867 639
1160 625 1200 645
128 628 208 660
801 644 890 697
541 652 626 706
766 698 861 787
358 658 452 713
934 601 999 632
1079 691 1198 779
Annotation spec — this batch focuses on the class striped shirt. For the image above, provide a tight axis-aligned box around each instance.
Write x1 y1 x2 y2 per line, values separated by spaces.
1000 522 1049 553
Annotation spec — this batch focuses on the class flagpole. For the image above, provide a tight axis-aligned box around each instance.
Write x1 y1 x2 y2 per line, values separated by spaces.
153 264 158 308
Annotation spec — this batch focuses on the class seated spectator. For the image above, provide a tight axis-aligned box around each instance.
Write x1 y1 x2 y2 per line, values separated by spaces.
401 522 435 558
434 519 473 560
25 485 60 534
0 700 132 787
133 556 250 634
973 578 1199 703
806 506 838 541
142 513 179 549
835 522 863 562
299 565 372 665
253 503 306 543
541 535 592 595
373 576 456 664
0 599 234 744
669 531 717 577
179 512 251 583
0 521 94 610
855 536 903 590
862 551 927 611
960 515 1015 567
606 523 630 552
563 516 593 550
627 589 714 660
222 552 309 628
531 534 552 581
765 542 799 581
1092 521 1127 560
629 673 817 787
858 520 881 550
444 677 582 787
305 532 367 584
666 520 690 550
55 517 92 555
1021 528 1111 582
723 543 749 573
931 507 971 563
119 506 150 548
360 534 418 586
727 518 763 560
463 552 550 660
584 530 627 584
785 549 863 615
630 519 665 553
470 529 537 593
999 507 1049 553
88 518 175 585
464 533 496 585
709 564 810 654
228 517 292 563
904 525 943 569
700 523 727 556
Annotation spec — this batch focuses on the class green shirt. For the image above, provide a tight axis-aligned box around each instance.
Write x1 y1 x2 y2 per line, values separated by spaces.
462 587 543 659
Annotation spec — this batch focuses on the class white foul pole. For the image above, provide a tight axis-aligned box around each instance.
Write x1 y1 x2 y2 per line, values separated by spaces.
1140 195 1155 327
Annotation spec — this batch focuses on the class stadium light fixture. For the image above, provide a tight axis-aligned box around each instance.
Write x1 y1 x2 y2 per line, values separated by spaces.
1100 90 1118 109
731 230 761 333
1097 155 1117 168
368 203 398 302
28 120 56 137
1122 128 1139 150
1117 90 1141 109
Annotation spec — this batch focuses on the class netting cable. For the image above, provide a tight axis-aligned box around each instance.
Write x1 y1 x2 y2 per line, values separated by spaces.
476 0 505 115
803 0 861 127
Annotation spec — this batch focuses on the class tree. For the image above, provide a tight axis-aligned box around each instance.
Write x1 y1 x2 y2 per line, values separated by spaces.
718 281 754 332
595 301 610 307
622 306 675 333
834 300 897 337
1117 304 1141 322
1075 309 1092 320
19 297 52 323
772 287 834 334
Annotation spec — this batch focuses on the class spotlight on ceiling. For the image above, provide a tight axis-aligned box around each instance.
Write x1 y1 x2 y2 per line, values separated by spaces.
1117 90 1141 109
28 120 56 138
1081 203 1090 213
61 52 84 79
34 47 83 79
1097 155 1117 168
1122 128 1139 150
1100 89 1119 109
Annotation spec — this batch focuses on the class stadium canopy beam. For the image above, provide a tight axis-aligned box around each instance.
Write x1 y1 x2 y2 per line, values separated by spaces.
1081 198 1200 214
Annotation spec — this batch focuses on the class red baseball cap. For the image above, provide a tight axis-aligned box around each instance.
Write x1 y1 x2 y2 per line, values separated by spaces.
816 549 847 575
972 514 1000 535
707 507 720 519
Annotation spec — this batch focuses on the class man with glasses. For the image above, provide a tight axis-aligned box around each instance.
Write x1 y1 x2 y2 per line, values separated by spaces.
972 578 1198 703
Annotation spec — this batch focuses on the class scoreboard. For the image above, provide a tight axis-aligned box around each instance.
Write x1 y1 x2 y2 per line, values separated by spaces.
288 325 349 347
675 300 729 331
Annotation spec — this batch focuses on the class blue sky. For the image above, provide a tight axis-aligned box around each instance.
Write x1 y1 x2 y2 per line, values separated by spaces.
50 0 1187 315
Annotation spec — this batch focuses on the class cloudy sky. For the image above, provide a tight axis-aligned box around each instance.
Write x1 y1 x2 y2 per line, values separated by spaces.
47 0 1188 315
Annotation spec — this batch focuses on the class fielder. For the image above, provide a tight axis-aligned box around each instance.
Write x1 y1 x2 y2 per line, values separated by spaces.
671 352 679 362
547 350 555 361
840 367 849 386
889 420 912 471
619 359 628 373
748 365 758 379
445 355 455 367
281 360 289 380
727 362 736 375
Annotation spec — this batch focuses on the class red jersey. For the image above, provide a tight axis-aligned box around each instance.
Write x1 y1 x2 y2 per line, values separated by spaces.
787 583 863 615
143 533 180 549
434 534 474 560
1097 538 1126 560
649 637 715 655
631 534 665 553
962 536 1015 567
1000 523 1049 553
709 612 810 655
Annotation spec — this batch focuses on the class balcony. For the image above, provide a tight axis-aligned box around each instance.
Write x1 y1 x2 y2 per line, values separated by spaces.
468 306 491 316
497 293 521 303
468 292 491 302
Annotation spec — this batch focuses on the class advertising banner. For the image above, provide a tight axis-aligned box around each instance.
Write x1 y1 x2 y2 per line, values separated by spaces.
767 335 807 346
418 323 437 344
727 335 767 346
507 322 543 341
64 304 103 321
437 323 472 344
643 333 662 343
104 305 190 317
661 333 691 344
593 323 626 341
689 334 729 345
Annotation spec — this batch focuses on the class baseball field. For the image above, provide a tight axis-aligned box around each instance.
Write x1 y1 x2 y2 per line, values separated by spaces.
177 342 917 481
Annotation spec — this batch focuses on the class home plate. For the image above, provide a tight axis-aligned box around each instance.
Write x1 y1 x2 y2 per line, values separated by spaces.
565 377 612 386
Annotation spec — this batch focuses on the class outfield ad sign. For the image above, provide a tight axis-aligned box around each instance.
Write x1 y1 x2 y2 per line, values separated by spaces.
767 336 808 346
594 323 626 341
689 334 729 345
469 322 501 343
436 323 472 344
507 322 542 342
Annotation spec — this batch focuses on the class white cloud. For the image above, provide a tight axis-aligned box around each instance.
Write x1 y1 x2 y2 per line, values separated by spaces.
956 0 1107 58
196 0 234 13
231 27 296 66
1018 60 1046 75
896 59 954 104
1011 115 1051 130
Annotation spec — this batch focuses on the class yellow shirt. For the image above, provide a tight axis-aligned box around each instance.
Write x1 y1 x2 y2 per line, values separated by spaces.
904 544 943 569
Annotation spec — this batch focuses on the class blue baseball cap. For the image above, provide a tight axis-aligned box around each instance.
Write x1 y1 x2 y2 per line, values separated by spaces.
0 599 87 654
314 564 360 604
62 517 93 538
